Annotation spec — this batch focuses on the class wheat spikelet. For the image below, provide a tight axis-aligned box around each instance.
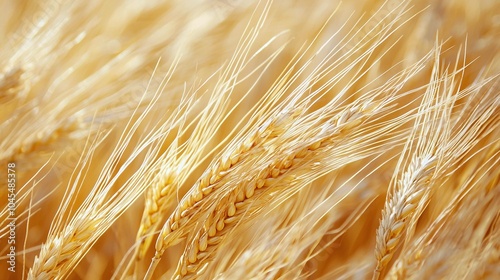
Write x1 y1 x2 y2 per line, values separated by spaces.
373 42 500 278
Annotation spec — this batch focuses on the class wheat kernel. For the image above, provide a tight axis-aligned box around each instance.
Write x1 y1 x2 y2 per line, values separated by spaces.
264 178 276 187
207 236 222 245
391 221 405 236
45 256 57 270
204 215 213 228
187 264 197 273
309 141 321 150
199 234 208 251
342 119 363 131
180 258 188 276
160 186 170 197
216 219 225 231
208 222 217 237
171 221 179 231
236 189 245 202
188 245 198 263
407 189 425 202
200 176 209 189
209 174 219 185
379 254 392 267
174 209 181 221
295 149 308 158
401 203 416 218
271 168 280 178
155 237 165 252
228 203 236 217
386 237 399 250
243 139 254 150
230 154 239 165
197 251 209 260
256 178 265 188
282 159 292 169
221 156 231 170
181 209 190 218
224 216 238 224
235 201 245 209
245 184 255 198
201 186 213 195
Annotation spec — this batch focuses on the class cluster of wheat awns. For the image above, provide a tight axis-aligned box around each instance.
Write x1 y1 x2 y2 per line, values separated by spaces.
0 0 499 279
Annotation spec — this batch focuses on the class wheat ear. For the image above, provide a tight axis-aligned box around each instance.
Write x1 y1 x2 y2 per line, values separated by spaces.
382 69 500 279
172 101 384 279
144 107 301 273
372 46 449 279
27 70 183 278
28 125 168 280
132 7 296 262
388 129 500 279
373 156 436 279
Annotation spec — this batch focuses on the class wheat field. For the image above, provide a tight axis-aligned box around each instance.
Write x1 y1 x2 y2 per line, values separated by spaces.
0 0 499 279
